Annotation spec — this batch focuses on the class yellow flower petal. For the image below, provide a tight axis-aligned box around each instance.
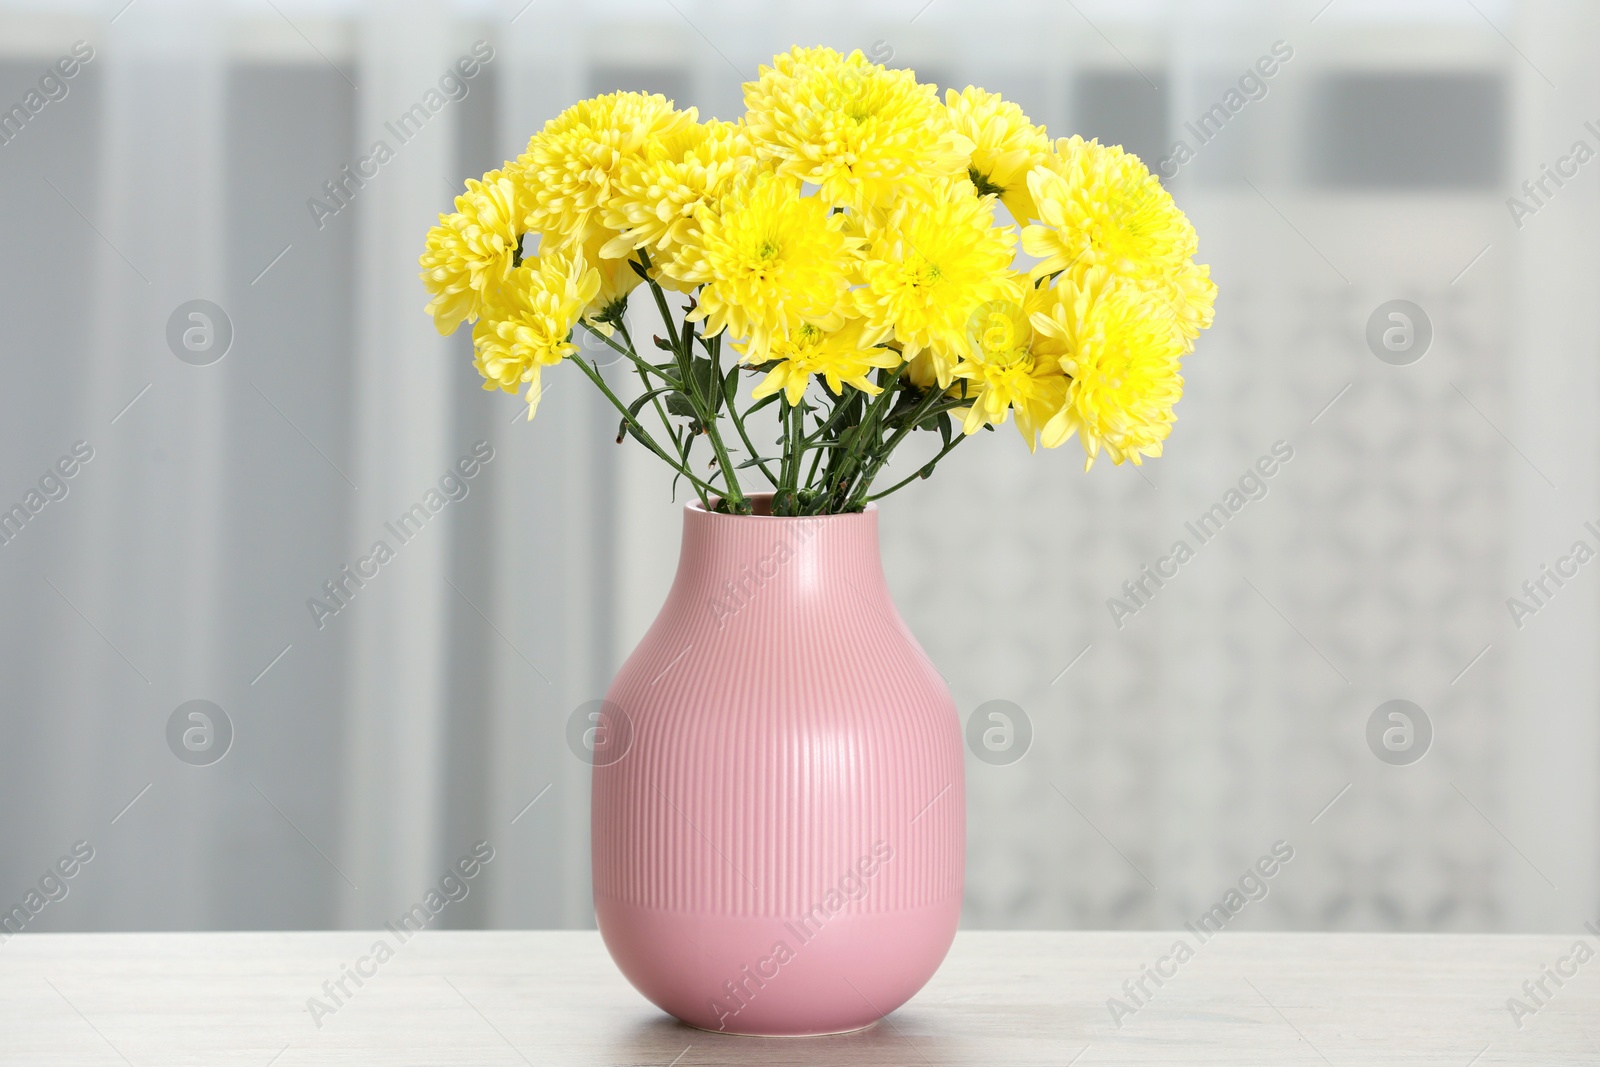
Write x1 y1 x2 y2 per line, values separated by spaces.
517 92 695 252
1032 267 1186 467
470 246 600 421
737 320 900 404
685 173 860 364
1022 136 1197 285
744 46 974 211
945 85 1051 223
419 169 524 334
855 177 1020 388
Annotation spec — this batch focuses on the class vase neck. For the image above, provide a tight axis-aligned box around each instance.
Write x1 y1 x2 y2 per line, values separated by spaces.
672 504 885 631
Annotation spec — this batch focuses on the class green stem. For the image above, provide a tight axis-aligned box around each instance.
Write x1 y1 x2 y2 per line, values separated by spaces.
725 383 780 489
636 361 679 450
587 321 682 456
862 430 970 503
775 397 793 493
827 365 905 510
785 400 804 497
632 259 745 512
801 386 864 448
635 248 682 354
569 355 717 503
804 413 828 487
847 388 963 507
802 389 861 513
582 321 667 385
677 313 746 511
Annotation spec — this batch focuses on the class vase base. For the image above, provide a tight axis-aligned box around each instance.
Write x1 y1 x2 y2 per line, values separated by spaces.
596 894 959 1036
681 1017 881 1039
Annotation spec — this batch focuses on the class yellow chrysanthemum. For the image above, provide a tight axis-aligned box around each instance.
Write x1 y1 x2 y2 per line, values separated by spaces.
600 119 754 291
742 320 901 406
682 172 860 363
516 92 695 252
1022 136 1197 284
855 177 1021 388
419 169 524 335
950 284 1069 452
900 352 936 389
1166 259 1217 344
472 248 601 420
1031 268 1186 468
945 86 1052 224
576 229 643 328
743 46 974 211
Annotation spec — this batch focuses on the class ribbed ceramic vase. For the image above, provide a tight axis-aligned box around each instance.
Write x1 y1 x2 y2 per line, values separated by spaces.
591 495 964 1036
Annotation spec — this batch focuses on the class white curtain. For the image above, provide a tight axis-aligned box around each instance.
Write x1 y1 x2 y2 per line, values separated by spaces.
0 0 1592 934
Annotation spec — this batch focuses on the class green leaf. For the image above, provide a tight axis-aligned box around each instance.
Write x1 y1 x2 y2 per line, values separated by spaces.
690 355 721 414
628 387 672 419
722 365 740 411
938 411 953 448
744 392 781 417
666 392 698 418
888 387 922 419
616 417 650 448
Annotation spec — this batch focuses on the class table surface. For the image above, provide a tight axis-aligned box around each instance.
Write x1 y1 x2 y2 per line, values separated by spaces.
1 930 1595 1065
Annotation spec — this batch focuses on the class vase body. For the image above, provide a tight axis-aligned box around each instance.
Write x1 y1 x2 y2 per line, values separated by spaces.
591 498 964 1036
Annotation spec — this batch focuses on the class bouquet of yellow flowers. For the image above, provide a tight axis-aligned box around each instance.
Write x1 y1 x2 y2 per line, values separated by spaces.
421 46 1214 515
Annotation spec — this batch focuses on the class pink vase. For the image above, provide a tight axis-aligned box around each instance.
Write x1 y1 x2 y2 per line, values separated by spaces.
591 495 965 1036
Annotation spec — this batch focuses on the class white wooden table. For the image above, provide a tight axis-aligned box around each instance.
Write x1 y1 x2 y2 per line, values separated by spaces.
1 930 1593 1065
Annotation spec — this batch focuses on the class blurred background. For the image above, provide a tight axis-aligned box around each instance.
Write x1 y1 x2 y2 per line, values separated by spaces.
0 0 1595 938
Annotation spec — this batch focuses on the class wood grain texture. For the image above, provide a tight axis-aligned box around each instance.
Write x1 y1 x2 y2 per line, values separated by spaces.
0 930 1594 1065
